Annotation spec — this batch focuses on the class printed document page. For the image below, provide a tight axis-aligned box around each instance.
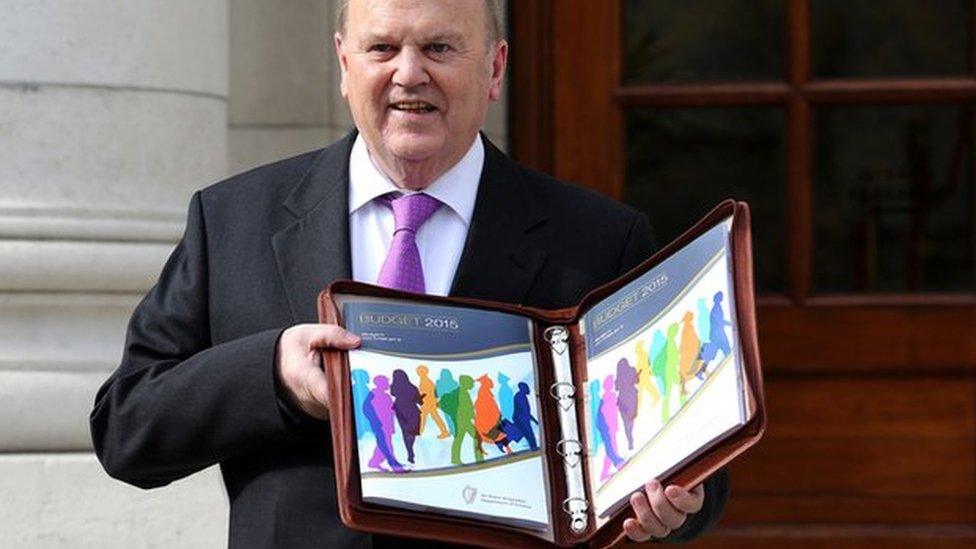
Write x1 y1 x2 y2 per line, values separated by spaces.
340 297 552 531
580 218 749 518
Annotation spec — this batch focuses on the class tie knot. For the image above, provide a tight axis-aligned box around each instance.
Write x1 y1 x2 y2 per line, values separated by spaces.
385 192 441 233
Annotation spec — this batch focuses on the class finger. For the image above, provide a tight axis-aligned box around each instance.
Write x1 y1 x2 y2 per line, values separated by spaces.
304 365 329 402
623 517 651 542
665 483 705 513
305 324 361 350
301 367 331 419
629 491 670 538
646 480 686 531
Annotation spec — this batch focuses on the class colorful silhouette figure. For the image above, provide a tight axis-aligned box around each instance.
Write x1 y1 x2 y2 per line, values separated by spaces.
709 291 732 360
511 382 539 451
436 369 459 435
351 369 371 440
390 369 422 464
449 375 484 465
697 297 710 346
588 379 603 455
651 330 671 422
416 365 450 439
650 330 667 397
678 311 702 404
363 375 403 472
662 323 681 422
497 372 515 421
597 375 624 481
474 375 513 454
634 339 659 408
615 358 639 451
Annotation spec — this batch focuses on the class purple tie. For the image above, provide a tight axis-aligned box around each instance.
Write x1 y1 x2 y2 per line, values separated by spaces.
376 192 442 293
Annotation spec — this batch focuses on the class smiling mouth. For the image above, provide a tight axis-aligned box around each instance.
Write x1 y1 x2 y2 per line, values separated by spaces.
390 101 438 113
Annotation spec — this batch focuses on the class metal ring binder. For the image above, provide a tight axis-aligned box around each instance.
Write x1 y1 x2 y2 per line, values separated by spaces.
545 323 589 536
548 381 575 411
562 497 589 533
543 325 569 354
555 439 583 468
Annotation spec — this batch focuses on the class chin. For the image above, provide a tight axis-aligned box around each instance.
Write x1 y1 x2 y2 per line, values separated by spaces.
387 136 445 163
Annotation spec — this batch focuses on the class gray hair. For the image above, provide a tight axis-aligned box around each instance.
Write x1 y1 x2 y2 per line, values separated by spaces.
336 0 503 44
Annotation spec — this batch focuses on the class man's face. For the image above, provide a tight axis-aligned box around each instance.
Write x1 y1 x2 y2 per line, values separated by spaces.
336 0 507 186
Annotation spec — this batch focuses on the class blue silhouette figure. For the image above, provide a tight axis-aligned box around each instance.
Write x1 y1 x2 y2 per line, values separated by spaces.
497 372 515 421
709 291 733 360
588 379 603 455
697 297 710 345
650 329 667 394
351 369 371 440
509 382 539 451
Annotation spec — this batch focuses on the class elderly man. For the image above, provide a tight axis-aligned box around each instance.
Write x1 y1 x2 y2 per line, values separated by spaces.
90 0 728 546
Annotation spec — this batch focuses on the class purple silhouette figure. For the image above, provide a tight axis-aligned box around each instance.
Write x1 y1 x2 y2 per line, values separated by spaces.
615 357 639 450
597 375 624 481
390 369 422 464
363 375 403 472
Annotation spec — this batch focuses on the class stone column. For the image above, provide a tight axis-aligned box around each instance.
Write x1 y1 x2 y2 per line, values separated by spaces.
229 0 344 174
0 1 229 546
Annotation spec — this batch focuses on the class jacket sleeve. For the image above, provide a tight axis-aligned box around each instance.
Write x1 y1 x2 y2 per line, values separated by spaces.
89 191 292 489
617 211 731 543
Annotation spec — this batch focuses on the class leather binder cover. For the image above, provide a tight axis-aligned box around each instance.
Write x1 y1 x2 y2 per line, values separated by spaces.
317 199 767 548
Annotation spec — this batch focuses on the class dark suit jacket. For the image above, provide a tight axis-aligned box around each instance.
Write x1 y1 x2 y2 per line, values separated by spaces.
90 133 728 547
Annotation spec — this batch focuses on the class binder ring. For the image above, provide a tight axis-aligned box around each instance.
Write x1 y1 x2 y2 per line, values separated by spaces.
556 439 583 468
543 326 569 355
548 381 576 411
561 497 589 533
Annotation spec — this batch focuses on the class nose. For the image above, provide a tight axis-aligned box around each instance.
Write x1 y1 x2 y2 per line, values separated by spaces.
391 46 430 88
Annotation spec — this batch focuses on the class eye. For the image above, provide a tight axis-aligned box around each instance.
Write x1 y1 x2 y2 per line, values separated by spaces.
368 43 395 54
426 43 453 54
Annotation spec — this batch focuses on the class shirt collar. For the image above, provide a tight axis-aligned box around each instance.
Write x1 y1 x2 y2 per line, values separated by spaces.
348 134 484 226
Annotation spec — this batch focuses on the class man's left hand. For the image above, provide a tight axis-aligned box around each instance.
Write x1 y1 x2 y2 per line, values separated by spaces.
624 480 704 541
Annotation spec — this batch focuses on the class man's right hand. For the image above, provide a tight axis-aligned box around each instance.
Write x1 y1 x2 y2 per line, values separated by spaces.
274 324 361 420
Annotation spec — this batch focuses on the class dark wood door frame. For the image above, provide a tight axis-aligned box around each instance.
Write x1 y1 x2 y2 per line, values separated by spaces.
508 0 976 376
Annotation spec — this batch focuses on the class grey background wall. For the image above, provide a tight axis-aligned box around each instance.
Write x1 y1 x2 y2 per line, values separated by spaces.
0 1 506 546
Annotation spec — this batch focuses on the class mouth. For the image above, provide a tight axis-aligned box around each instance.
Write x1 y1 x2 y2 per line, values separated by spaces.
389 101 438 114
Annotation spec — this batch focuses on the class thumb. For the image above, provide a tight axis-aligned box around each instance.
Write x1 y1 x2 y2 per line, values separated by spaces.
306 324 361 350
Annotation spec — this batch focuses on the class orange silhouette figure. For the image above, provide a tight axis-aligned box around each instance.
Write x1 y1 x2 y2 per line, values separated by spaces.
474 375 513 455
678 311 702 404
416 365 451 439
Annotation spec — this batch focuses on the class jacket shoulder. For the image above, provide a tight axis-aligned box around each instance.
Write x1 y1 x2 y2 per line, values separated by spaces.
199 148 325 206
514 163 646 225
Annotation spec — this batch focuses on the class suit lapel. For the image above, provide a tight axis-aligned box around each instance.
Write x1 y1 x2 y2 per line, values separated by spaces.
272 133 355 323
449 137 549 304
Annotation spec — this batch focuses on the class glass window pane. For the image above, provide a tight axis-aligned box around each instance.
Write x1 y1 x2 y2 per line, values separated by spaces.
813 105 975 293
812 0 974 78
625 108 787 293
623 0 785 83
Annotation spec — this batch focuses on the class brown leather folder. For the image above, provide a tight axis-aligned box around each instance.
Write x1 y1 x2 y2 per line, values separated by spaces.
318 199 766 548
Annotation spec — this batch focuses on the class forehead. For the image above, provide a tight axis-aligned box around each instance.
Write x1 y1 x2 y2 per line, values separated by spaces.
346 0 486 40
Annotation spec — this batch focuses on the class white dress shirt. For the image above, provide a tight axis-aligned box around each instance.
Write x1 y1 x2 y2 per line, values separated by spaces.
348 135 484 296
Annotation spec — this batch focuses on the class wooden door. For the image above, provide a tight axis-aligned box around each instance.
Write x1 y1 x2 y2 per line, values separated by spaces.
510 1 976 546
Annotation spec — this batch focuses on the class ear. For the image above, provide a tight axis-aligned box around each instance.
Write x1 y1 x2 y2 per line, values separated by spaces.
487 39 508 102
335 32 349 98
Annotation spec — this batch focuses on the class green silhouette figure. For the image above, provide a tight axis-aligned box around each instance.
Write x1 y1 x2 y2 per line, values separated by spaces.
650 330 667 420
662 323 681 423
449 375 484 465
